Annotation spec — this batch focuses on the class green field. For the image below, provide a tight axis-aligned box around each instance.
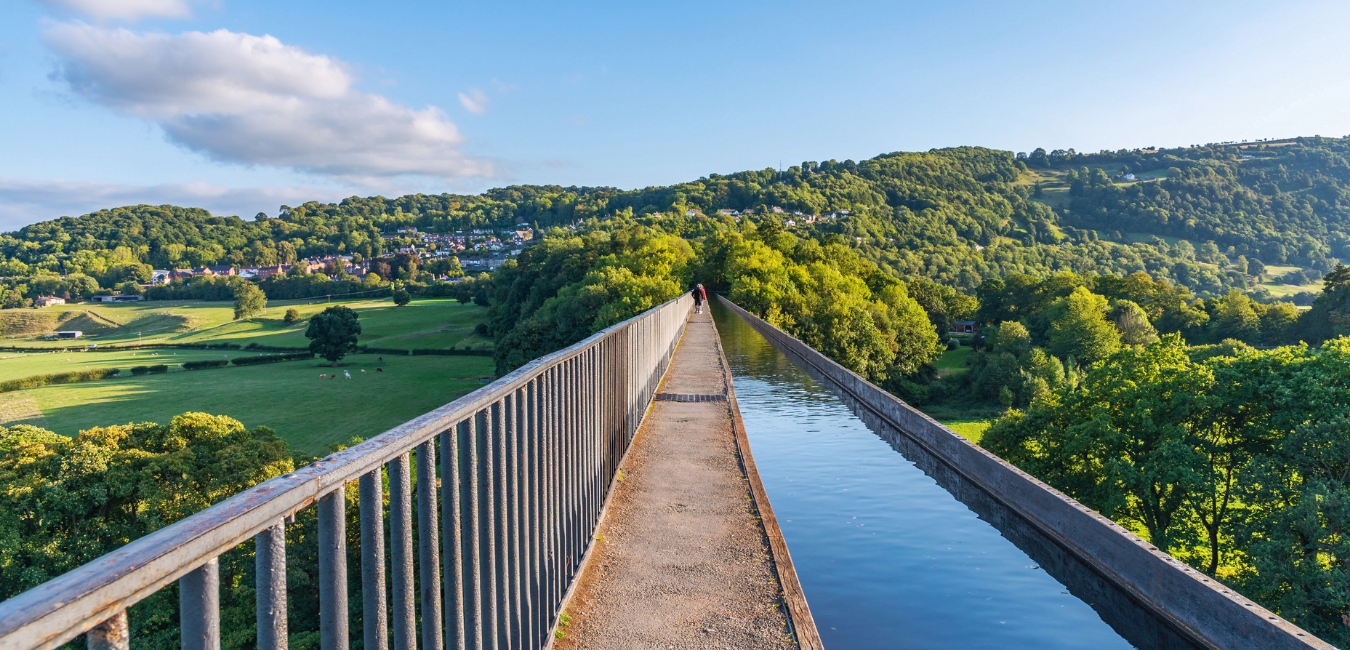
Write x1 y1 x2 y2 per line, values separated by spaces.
0 348 256 382
942 419 992 445
0 354 495 456
0 298 498 455
1 298 492 351
934 347 972 375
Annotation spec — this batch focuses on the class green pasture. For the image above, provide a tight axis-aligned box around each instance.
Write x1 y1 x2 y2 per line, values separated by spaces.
934 347 972 375
0 354 496 456
0 348 253 383
941 419 992 445
0 298 492 351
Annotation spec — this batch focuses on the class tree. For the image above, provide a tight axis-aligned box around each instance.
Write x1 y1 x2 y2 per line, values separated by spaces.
233 283 266 320
1047 287 1121 365
283 308 300 324
393 286 412 307
1247 258 1267 278
1113 299 1159 346
306 305 361 365
992 321 1031 356
983 335 1208 554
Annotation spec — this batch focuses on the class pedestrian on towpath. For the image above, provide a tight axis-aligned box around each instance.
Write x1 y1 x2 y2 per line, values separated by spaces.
692 283 707 314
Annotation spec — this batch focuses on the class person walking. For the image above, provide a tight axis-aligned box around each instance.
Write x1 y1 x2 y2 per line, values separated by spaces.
692 283 707 314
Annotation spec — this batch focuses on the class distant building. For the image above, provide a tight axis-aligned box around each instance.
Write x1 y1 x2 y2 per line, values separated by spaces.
950 321 977 334
718 209 739 216
397 226 419 234
92 295 143 303
35 295 65 307
151 269 171 284
1123 173 1137 180
206 264 236 276
55 331 82 339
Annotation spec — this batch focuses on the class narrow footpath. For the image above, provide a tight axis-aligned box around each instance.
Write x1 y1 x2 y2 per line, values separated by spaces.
554 311 797 650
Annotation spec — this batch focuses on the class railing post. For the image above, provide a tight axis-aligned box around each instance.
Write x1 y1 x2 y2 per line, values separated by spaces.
417 440 444 650
256 520 288 650
465 414 484 650
494 398 510 648
86 610 128 650
439 428 462 650
479 407 498 650
180 557 219 650
319 487 349 650
361 468 389 650
390 453 415 650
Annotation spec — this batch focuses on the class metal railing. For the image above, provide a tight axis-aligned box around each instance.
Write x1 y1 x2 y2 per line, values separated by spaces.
0 294 693 650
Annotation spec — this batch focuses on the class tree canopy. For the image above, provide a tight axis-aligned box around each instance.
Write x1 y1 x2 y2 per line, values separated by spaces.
305 305 361 365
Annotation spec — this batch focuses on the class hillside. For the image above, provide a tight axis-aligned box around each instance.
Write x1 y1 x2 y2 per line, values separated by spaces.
6 137 1348 308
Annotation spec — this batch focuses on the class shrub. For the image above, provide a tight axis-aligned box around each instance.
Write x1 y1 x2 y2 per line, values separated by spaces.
130 366 149 375
182 359 230 371
148 364 169 373
0 368 120 393
231 352 315 366
284 308 301 324
947 338 961 350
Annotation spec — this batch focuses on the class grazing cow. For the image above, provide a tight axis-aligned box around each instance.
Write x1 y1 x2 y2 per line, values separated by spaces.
377 367 383 373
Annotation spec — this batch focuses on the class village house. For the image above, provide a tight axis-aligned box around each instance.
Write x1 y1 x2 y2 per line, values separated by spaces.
151 269 171 284
35 295 65 307
718 209 739 216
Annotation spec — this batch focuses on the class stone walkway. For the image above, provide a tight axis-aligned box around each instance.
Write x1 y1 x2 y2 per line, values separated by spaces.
554 311 795 650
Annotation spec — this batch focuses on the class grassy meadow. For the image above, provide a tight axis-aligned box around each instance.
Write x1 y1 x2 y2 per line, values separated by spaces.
0 297 497 455
0 297 493 351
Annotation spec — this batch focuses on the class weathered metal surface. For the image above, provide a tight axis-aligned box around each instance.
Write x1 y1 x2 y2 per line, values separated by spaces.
180 557 220 650
319 488 348 650
84 611 126 650
417 440 443 650
255 521 287 650
360 468 388 650
389 453 415 650
653 393 727 402
0 294 691 650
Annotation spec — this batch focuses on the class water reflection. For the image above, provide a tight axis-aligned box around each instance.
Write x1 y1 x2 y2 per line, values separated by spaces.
712 301 1200 650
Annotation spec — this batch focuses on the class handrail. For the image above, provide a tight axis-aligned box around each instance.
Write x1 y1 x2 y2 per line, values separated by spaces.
0 294 693 650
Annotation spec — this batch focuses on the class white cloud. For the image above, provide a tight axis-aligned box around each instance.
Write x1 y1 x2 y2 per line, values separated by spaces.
44 24 492 183
458 88 488 115
38 0 194 22
0 178 347 231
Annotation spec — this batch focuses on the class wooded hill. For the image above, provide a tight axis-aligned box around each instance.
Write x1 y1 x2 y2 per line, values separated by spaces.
6 136 1348 307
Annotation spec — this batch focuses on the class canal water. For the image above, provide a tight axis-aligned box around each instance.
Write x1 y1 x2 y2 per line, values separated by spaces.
711 302 1197 650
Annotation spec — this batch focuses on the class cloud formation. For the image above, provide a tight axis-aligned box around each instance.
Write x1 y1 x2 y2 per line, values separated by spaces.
458 88 488 115
0 178 345 231
38 0 193 22
44 24 492 183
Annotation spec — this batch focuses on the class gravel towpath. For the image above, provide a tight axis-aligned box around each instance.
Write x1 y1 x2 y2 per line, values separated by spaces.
554 311 795 650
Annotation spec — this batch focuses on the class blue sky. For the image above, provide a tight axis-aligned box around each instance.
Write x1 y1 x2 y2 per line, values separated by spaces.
3 0 1350 228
